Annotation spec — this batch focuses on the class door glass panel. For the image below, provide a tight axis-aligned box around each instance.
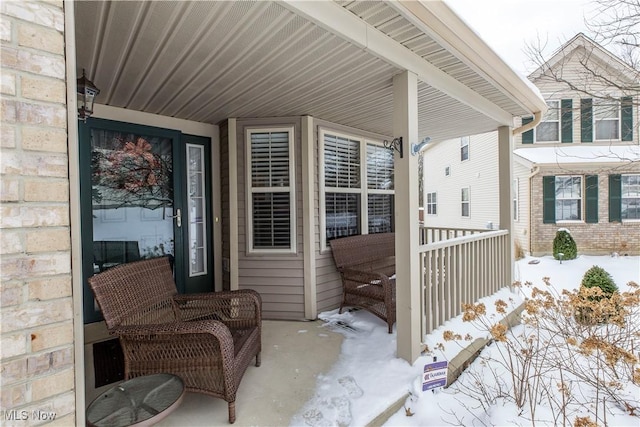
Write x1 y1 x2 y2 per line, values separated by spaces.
91 130 174 273
187 144 207 276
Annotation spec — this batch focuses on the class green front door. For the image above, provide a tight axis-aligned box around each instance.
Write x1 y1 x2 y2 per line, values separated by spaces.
79 118 213 323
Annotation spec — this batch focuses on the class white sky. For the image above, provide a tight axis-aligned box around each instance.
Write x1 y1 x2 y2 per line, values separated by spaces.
446 0 597 76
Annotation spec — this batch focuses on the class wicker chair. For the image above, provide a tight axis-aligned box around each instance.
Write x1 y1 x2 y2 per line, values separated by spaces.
329 233 396 333
87 256 261 424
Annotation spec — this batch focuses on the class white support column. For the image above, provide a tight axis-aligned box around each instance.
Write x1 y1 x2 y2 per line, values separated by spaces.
228 118 239 291
301 116 317 319
498 126 514 285
394 71 422 363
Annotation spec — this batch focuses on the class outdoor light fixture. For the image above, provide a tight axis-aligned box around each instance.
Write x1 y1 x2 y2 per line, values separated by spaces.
77 69 100 122
411 137 431 156
383 137 403 158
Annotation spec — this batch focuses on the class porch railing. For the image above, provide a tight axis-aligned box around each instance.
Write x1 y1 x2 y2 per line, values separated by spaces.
419 229 510 336
419 226 488 245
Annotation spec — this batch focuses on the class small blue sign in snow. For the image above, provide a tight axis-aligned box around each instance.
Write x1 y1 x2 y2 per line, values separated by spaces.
422 360 448 391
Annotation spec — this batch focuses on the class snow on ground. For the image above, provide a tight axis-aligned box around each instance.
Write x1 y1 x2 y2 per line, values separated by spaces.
291 255 640 427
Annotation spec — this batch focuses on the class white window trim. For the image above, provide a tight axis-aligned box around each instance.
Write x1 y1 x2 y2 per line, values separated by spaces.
245 127 296 254
535 100 560 143
461 187 470 218
555 175 583 223
593 99 621 142
426 192 437 215
460 136 470 162
319 128 394 252
186 143 208 276
621 174 640 222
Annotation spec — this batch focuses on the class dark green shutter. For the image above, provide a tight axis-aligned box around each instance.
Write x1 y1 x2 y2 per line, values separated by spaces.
543 176 556 224
581 98 593 143
621 96 633 141
561 99 573 143
522 116 533 144
609 174 622 222
585 175 598 223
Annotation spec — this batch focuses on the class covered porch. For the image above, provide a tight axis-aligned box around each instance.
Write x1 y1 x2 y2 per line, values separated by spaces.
69 0 547 422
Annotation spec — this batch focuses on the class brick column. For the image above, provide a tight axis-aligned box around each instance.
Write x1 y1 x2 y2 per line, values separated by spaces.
1 1 75 424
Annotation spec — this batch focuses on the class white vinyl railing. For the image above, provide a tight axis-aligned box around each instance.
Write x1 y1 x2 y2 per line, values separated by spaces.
419 226 488 245
419 229 510 336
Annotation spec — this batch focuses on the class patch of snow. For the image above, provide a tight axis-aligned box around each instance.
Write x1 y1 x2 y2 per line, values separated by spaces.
293 255 640 427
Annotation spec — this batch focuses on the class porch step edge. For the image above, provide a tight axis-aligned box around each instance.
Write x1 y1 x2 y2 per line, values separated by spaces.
365 393 409 427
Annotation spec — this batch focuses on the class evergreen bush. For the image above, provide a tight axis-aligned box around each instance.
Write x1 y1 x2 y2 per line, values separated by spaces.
581 265 618 296
552 229 577 260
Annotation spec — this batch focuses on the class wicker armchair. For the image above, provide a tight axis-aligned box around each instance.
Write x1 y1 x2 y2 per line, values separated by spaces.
329 233 396 333
87 256 261 424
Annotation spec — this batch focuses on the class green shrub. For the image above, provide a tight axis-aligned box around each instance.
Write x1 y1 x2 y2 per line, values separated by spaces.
581 265 618 296
552 229 577 260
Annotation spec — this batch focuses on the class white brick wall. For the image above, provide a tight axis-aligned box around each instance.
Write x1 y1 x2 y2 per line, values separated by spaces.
1 1 75 425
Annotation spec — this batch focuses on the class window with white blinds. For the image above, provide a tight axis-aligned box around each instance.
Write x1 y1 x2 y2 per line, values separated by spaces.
246 128 295 253
320 129 394 250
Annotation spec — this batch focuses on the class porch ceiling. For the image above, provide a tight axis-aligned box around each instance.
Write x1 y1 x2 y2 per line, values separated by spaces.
74 0 535 142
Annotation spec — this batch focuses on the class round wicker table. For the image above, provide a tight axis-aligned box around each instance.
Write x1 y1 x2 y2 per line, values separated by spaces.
86 373 185 427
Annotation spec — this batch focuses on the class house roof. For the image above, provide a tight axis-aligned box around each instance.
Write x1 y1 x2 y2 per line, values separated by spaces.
528 32 640 92
74 0 546 142
514 145 640 167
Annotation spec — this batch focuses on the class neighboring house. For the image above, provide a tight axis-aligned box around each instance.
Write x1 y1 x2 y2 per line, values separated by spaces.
424 33 639 256
0 1 546 424
423 132 501 230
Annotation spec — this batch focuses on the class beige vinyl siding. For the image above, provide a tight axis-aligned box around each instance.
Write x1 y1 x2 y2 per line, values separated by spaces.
313 119 393 313
423 132 500 229
512 160 531 255
235 118 305 320
517 46 639 147
531 47 634 102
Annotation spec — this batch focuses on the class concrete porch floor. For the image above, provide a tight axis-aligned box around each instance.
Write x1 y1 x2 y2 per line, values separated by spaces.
156 319 344 427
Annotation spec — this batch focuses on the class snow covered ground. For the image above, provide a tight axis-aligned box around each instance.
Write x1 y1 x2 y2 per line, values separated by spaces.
291 255 640 426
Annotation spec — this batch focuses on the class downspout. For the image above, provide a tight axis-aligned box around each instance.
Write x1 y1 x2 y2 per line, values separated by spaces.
512 111 543 136
527 165 541 255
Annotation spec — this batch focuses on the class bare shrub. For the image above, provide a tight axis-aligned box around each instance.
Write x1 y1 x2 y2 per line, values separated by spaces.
439 279 640 425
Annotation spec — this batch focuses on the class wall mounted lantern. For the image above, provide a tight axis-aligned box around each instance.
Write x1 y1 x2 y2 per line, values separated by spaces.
77 69 100 121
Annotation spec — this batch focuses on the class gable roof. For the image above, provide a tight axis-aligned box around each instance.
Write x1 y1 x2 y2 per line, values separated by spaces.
528 33 639 87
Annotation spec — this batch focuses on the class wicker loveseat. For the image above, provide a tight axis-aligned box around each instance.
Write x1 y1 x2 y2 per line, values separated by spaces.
87 256 261 424
329 232 396 333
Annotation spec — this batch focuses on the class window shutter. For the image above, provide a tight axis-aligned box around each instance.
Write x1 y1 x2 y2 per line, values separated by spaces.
580 98 593 142
561 99 573 143
585 175 598 223
621 96 633 142
543 176 556 224
366 144 394 190
251 132 290 188
252 193 291 248
609 174 622 222
368 194 394 234
521 117 533 144
324 134 360 188
249 130 293 250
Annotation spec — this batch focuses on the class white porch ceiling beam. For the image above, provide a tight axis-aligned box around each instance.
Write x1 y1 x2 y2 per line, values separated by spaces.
279 0 514 126
389 0 548 116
